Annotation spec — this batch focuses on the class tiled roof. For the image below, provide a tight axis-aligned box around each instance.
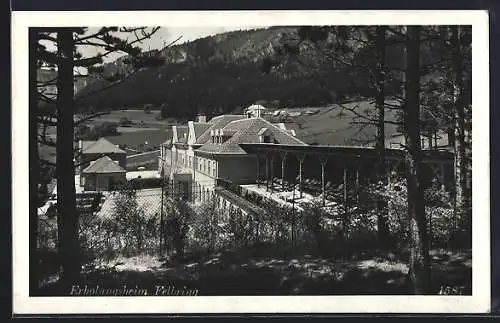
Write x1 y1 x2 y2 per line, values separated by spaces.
197 117 306 154
82 156 126 174
195 115 246 144
82 137 126 154
81 140 97 150
193 122 211 139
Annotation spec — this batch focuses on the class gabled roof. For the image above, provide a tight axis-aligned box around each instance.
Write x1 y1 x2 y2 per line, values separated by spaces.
195 115 246 145
197 117 306 155
193 122 211 139
82 156 126 174
81 140 97 150
82 137 126 154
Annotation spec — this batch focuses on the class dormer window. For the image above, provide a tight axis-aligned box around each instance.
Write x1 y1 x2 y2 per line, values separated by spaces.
210 130 215 143
258 127 273 143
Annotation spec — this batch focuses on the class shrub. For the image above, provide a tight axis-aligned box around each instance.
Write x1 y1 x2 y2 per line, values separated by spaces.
163 197 191 258
371 177 458 250
126 177 162 189
119 117 133 127
186 198 222 252
144 104 153 114
79 184 160 261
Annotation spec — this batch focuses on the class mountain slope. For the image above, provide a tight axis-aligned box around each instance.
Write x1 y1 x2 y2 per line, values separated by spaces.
75 26 442 119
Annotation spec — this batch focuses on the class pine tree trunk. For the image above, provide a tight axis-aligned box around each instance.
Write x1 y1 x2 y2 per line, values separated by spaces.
374 26 390 247
56 29 80 288
450 26 469 241
29 28 40 294
403 26 432 295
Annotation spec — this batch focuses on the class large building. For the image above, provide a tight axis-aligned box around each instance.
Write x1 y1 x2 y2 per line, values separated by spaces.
159 106 305 202
159 104 455 218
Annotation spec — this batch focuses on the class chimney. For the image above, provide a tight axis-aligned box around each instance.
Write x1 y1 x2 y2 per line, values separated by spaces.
215 129 220 144
210 129 215 143
197 114 207 123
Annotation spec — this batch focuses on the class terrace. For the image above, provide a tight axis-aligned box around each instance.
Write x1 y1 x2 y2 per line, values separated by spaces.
214 144 454 216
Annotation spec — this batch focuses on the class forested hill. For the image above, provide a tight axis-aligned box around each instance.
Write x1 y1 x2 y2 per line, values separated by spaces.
75 26 439 119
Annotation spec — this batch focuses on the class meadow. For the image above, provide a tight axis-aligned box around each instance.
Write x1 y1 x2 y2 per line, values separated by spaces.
39 110 172 164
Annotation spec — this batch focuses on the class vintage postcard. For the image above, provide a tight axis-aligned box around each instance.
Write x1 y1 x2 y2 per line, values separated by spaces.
12 10 490 314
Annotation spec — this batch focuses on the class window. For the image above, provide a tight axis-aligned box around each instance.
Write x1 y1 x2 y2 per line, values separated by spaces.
263 135 271 143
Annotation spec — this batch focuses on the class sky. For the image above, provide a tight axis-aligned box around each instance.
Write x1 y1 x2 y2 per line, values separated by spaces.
81 26 262 61
40 26 263 74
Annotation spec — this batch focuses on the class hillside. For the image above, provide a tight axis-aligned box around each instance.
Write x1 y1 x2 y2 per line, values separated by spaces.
266 99 401 147
74 27 383 116
75 26 445 120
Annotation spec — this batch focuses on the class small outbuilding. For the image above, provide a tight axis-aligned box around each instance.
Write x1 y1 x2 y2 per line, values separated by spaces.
81 156 126 191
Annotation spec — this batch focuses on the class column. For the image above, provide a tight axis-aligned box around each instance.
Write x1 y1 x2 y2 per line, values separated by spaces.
270 153 275 193
318 155 328 207
256 153 260 188
355 157 360 203
280 151 287 190
343 163 348 213
265 154 269 192
297 153 305 199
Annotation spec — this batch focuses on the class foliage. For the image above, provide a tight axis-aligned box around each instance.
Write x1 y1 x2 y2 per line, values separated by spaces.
126 177 163 190
73 27 415 119
109 184 153 253
143 104 153 114
119 116 133 127
163 195 191 258
76 122 119 140
186 198 222 253
369 177 460 250
226 207 254 248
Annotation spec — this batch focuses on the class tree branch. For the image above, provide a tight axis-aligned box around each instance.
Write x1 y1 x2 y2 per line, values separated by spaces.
74 35 182 102
74 112 110 125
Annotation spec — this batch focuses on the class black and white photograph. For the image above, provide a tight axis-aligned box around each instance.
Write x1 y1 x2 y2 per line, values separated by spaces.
12 10 490 314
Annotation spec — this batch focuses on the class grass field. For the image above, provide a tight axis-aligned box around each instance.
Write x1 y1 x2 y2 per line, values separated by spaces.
274 99 401 146
38 110 172 162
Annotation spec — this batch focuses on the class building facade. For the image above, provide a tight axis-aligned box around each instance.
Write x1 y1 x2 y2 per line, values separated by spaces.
158 107 305 203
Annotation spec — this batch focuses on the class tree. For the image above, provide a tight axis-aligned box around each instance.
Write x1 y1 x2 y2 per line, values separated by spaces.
55 29 79 287
403 26 431 294
450 26 472 241
373 26 390 246
29 29 40 294
32 26 177 291
143 103 153 114
262 25 460 294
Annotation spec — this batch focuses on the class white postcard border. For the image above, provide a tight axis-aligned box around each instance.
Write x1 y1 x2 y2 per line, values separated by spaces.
12 10 491 314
